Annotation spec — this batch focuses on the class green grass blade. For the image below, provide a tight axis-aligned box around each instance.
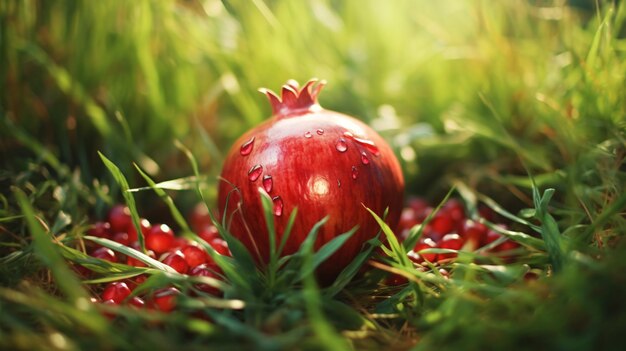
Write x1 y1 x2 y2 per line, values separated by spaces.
98 151 146 252
133 163 191 233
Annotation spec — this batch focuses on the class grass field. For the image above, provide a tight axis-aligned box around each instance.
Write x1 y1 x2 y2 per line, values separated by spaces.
1 1 625 350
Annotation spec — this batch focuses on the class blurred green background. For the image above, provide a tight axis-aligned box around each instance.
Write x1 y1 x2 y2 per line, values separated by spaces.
1 1 625 350
3 0 623 211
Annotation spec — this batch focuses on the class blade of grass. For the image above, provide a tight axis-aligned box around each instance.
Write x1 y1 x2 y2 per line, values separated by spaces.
98 152 146 252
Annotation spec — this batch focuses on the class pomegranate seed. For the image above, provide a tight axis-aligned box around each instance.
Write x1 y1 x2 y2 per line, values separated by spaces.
180 244 208 268
209 238 230 256
87 221 111 239
151 287 180 312
198 225 220 243
91 247 117 263
108 205 132 233
478 204 496 222
190 263 221 295
101 282 132 304
145 224 176 254
128 296 146 308
438 233 464 261
460 220 488 249
408 238 437 263
126 249 156 267
189 204 213 233
111 232 130 246
162 250 189 274
406 197 430 220
127 218 151 242
430 211 456 237
442 198 465 225
397 207 419 241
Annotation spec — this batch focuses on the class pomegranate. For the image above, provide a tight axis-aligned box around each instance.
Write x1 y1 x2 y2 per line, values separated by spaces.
217 79 404 281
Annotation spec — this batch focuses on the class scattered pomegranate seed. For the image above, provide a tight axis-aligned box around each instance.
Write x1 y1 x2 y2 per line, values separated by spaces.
101 282 132 304
128 296 146 308
145 224 176 254
409 238 437 263
190 264 221 295
162 250 189 274
126 248 156 267
180 244 208 268
151 287 180 312
209 238 230 256
127 218 151 242
91 247 117 263
111 232 130 246
198 225 220 243
87 221 111 239
438 233 464 260
108 205 132 233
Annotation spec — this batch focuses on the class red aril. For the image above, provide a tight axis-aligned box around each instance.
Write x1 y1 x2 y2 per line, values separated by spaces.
217 79 404 281
162 250 189 274
101 282 132 304
91 247 117 263
209 238 230 256
180 244 208 268
88 221 111 239
128 296 146 309
438 233 464 261
408 238 437 263
127 218 151 243
145 224 175 254
190 264 222 295
460 220 488 249
111 232 130 246
126 249 156 267
429 211 456 237
151 287 180 312
198 225 220 243
108 205 132 233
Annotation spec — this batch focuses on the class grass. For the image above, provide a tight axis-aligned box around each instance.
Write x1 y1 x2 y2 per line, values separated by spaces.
1 0 625 350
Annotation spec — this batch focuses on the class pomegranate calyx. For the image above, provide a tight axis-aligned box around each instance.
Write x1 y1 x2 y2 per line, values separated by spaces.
259 78 326 117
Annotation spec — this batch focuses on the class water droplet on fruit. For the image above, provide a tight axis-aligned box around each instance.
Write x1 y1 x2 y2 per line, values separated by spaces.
316 129 324 135
272 196 283 217
337 180 341 188
248 164 263 181
240 137 255 156
336 139 348 153
342 132 380 156
351 166 359 180
263 175 273 193
361 152 370 165
304 131 312 138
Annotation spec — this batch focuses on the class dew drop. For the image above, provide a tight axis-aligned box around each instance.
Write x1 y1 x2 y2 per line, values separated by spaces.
272 196 284 217
335 139 348 153
361 152 370 165
248 164 263 182
351 165 359 180
337 179 341 188
316 129 324 135
304 131 312 138
240 137 255 156
342 131 380 156
263 175 273 193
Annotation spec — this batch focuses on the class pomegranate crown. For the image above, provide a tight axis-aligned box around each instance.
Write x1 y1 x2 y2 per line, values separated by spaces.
259 78 326 116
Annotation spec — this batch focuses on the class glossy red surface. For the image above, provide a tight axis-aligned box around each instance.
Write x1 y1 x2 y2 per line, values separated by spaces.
217 80 404 281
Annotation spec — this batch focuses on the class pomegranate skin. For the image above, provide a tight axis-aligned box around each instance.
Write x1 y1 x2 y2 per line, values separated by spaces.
217 79 404 281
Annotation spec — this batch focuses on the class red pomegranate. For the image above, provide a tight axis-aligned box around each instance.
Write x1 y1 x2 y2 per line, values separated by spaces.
217 79 404 281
